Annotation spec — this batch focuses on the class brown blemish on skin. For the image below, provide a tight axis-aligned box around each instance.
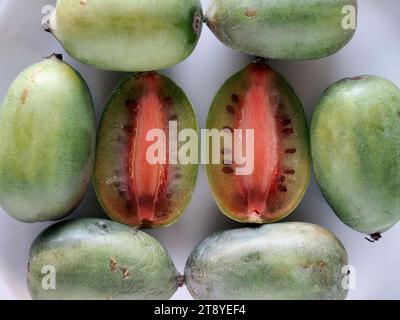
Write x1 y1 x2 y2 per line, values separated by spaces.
300 260 326 269
80 0 87 6
121 267 131 280
192 13 203 34
27 262 31 273
244 9 257 18
110 258 118 272
21 88 29 104
21 65 44 105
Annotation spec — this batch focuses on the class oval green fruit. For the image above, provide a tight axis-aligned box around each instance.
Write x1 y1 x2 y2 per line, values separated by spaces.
47 0 203 71
206 61 310 224
185 222 349 300
206 0 357 60
311 76 400 238
94 72 198 228
27 219 180 300
0 55 95 223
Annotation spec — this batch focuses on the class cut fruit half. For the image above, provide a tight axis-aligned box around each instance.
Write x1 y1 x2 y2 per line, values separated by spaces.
206 62 310 223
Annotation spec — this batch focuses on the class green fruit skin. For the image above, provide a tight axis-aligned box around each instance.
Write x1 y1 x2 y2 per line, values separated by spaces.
185 222 348 300
49 0 203 71
27 219 180 300
0 56 95 223
311 76 400 235
206 0 357 60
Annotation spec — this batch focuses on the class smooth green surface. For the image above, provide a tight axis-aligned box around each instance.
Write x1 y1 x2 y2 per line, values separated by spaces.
49 0 203 71
206 0 357 60
185 222 348 300
28 219 179 300
311 76 400 235
0 57 95 222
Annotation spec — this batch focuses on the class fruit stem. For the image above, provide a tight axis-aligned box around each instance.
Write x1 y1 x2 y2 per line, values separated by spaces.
47 53 63 61
254 56 268 65
42 19 52 33
365 233 382 243
176 275 185 288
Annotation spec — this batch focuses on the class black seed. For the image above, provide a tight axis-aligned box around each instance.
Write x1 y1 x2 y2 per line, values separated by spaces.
126 99 138 110
226 105 235 114
284 169 296 175
283 128 294 135
118 191 126 198
277 185 288 192
164 96 173 107
282 119 292 126
223 167 234 174
231 94 239 103
166 193 173 199
174 173 182 179
279 176 286 183
169 114 178 121
123 125 133 133
285 148 297 154
125 201 134 210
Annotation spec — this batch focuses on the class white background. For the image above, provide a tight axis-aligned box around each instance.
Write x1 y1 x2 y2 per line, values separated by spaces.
0 0 399 300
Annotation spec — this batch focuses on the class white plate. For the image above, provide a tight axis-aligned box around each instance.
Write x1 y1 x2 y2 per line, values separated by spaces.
0 0 399 300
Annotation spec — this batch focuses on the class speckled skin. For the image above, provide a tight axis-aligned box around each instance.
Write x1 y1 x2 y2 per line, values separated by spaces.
185 222 348 300
206 0 357 60
0 56 95 222
311 76 400 236
28 219 180 300
48 0 203 71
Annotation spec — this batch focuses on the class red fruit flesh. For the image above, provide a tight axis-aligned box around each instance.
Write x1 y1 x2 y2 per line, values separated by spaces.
126 75 168 223
235 67 279 216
